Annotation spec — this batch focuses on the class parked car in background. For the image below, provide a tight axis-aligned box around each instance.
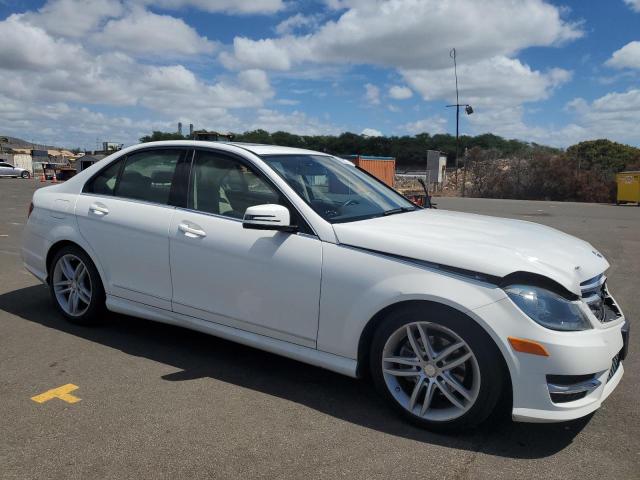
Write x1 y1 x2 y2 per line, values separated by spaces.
21 141 629 431
0 162 30 178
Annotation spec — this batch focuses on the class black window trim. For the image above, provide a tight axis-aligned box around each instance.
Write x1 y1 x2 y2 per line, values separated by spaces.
179 147 317 237
82 146 191 208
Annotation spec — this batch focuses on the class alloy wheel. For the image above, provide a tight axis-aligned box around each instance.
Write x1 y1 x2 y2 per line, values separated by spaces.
381 321 481 422
52 254 92 317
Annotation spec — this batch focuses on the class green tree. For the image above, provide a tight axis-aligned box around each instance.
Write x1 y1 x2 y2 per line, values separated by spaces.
139 131 186 142
566 139 640 173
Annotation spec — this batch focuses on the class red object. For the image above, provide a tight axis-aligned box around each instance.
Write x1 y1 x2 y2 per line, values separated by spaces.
351 155 396 187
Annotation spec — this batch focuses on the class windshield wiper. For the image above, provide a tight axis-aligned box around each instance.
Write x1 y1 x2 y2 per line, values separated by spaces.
383 206 416 216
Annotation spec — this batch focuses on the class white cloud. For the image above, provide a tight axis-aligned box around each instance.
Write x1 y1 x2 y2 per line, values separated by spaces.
464 89 640 147
0 15 85 71
21 0 123 38
401 116 448 135
0 0 331 148
361 128 382 137
0 15 274 114
139 0 285 14
224 0 582 71
402 56 571 107
389 85 413 100
247 109 341 135
364 83 380 105
93 8 217 56
0 94 174 148
606 41 640 70
624 0 640 12
221 37 293 70
275 13 320 35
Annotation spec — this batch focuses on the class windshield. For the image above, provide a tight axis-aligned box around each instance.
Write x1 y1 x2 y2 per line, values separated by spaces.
261 154 416 223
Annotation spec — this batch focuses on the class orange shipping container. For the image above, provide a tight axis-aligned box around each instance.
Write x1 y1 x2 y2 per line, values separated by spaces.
347 155 396 187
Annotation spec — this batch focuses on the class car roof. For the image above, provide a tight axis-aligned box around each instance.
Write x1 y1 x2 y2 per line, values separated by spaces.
129 140 328 157
227 142 326 156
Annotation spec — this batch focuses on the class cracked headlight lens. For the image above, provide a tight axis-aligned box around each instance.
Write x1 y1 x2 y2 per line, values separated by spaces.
505 285 592 331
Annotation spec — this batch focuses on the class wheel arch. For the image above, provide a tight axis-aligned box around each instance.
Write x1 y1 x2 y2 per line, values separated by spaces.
356 299 513 407
45 239 105 288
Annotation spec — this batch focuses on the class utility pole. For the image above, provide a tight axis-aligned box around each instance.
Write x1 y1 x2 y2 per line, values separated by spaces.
446 48 473 196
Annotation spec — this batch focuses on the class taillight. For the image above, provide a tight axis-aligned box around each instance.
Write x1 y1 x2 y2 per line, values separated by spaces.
28 201 34 219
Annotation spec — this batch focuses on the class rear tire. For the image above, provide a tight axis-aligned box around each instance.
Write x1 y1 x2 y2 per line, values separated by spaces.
369 303 504 432
49 245 105 325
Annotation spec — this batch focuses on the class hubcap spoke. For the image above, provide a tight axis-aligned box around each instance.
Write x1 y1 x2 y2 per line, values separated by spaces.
68 290 78 314
76 287 91 305
406 326 425 361
436 378 465 409
409 377 425 410
383 368 420 377
416 323 435 361
75 263 86 282
61 257 75 280
420 381 436 416
435 341 465 362
383 356 420 367
442 372 473 401
441 352 472 372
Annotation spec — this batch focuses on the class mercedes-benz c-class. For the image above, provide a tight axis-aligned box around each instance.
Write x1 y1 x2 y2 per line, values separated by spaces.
22 141 629 431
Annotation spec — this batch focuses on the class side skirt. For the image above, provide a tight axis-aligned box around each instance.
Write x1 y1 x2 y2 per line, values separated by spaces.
105 295 358 378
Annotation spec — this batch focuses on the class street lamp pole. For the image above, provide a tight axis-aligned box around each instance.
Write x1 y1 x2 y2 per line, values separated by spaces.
446 48 473 196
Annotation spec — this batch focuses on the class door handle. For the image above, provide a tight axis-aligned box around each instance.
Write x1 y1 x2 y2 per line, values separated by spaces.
89 203 109 216
178 222 206 238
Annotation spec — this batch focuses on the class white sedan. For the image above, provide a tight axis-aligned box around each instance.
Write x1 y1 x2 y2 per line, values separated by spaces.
21 141 628 431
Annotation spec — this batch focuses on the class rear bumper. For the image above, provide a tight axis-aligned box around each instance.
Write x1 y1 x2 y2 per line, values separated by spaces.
21 225 49 284
473 298 627 423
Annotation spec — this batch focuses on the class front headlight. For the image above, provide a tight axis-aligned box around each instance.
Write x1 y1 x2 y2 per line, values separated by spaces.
504 285 592 331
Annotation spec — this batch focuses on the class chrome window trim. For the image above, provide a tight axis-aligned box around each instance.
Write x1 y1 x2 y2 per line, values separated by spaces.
79 192 178 211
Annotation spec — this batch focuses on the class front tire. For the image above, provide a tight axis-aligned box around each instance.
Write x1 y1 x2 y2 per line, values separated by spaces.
21 171 30 179
49 246 105 324
370 304 504 432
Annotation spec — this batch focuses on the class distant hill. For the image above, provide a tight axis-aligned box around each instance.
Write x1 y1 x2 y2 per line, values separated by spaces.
0 135 59 150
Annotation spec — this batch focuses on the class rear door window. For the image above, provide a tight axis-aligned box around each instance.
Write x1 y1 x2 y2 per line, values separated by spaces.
115 150 183 205
84 159 123 196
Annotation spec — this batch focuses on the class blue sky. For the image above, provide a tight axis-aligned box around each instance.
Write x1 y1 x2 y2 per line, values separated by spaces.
0 0 638 149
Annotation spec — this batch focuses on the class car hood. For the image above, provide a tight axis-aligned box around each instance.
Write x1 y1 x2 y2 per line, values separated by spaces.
332 209 609 296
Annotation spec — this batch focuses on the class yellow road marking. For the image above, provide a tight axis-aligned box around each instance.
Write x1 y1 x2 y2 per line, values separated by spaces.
31 384 81 404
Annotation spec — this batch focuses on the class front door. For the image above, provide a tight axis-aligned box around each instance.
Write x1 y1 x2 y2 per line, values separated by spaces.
169 149 322 347
76 148 187 310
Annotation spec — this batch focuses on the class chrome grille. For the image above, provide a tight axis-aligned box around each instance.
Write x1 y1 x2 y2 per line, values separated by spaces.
580 274 620 323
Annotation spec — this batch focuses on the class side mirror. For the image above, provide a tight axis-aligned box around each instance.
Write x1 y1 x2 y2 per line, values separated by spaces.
243 204 296 232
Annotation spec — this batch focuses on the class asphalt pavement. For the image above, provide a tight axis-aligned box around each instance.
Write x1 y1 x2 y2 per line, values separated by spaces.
1 178 638 479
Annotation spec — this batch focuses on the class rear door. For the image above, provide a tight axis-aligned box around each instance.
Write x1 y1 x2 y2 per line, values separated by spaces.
75 148 189 310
